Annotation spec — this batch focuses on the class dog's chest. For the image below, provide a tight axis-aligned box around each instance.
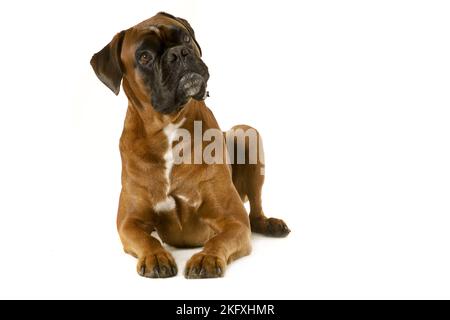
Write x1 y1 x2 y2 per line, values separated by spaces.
162 119 185 193
153 118 201 213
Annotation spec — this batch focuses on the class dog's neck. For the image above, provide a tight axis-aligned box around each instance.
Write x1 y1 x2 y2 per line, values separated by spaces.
121 79 220 140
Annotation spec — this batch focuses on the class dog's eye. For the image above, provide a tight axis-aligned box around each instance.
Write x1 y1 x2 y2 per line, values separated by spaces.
138 51 153 65
183 35 190 43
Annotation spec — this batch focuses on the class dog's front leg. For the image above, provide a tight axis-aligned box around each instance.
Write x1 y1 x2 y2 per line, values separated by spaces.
117 192 177 278
184 193 252 279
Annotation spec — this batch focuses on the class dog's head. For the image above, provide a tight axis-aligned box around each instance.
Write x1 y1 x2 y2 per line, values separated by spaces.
90 12 209 114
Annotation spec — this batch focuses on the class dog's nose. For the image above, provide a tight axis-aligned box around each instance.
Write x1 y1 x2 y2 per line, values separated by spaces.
167 45 191 63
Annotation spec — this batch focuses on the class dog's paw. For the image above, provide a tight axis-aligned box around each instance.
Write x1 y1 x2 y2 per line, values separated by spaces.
184 253 226 279
137 251 178 278
251 216 291 237
266 218 291 237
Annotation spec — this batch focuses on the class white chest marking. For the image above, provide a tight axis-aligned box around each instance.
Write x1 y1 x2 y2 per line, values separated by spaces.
153 196 176 212
153 118 185 213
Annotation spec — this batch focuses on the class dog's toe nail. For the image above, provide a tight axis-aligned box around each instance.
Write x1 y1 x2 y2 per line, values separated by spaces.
140 265 146 276
160 265 167 276
191 267 199 277
282 224 291 234
171 265 178 276
186 268 194 278
216 266 222 275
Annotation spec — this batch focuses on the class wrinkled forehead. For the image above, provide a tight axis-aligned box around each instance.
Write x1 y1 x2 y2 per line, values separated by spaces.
121 16 190 54
133 14 190 40
130 24 186 45
135 14 183 29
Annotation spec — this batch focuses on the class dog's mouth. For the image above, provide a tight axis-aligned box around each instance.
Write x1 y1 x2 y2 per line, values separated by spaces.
178 72 207 101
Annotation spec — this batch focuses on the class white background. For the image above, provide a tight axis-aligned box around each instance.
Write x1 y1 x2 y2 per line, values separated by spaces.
0 0 449 299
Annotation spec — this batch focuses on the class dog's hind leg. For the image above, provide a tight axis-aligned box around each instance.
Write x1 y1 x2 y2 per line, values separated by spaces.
226 125 290 237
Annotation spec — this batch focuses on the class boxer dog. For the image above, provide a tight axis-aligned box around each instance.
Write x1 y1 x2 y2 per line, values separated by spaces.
90 12 290 278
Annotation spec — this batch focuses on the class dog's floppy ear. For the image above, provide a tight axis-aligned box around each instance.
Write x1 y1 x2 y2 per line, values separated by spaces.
90 31 126 95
